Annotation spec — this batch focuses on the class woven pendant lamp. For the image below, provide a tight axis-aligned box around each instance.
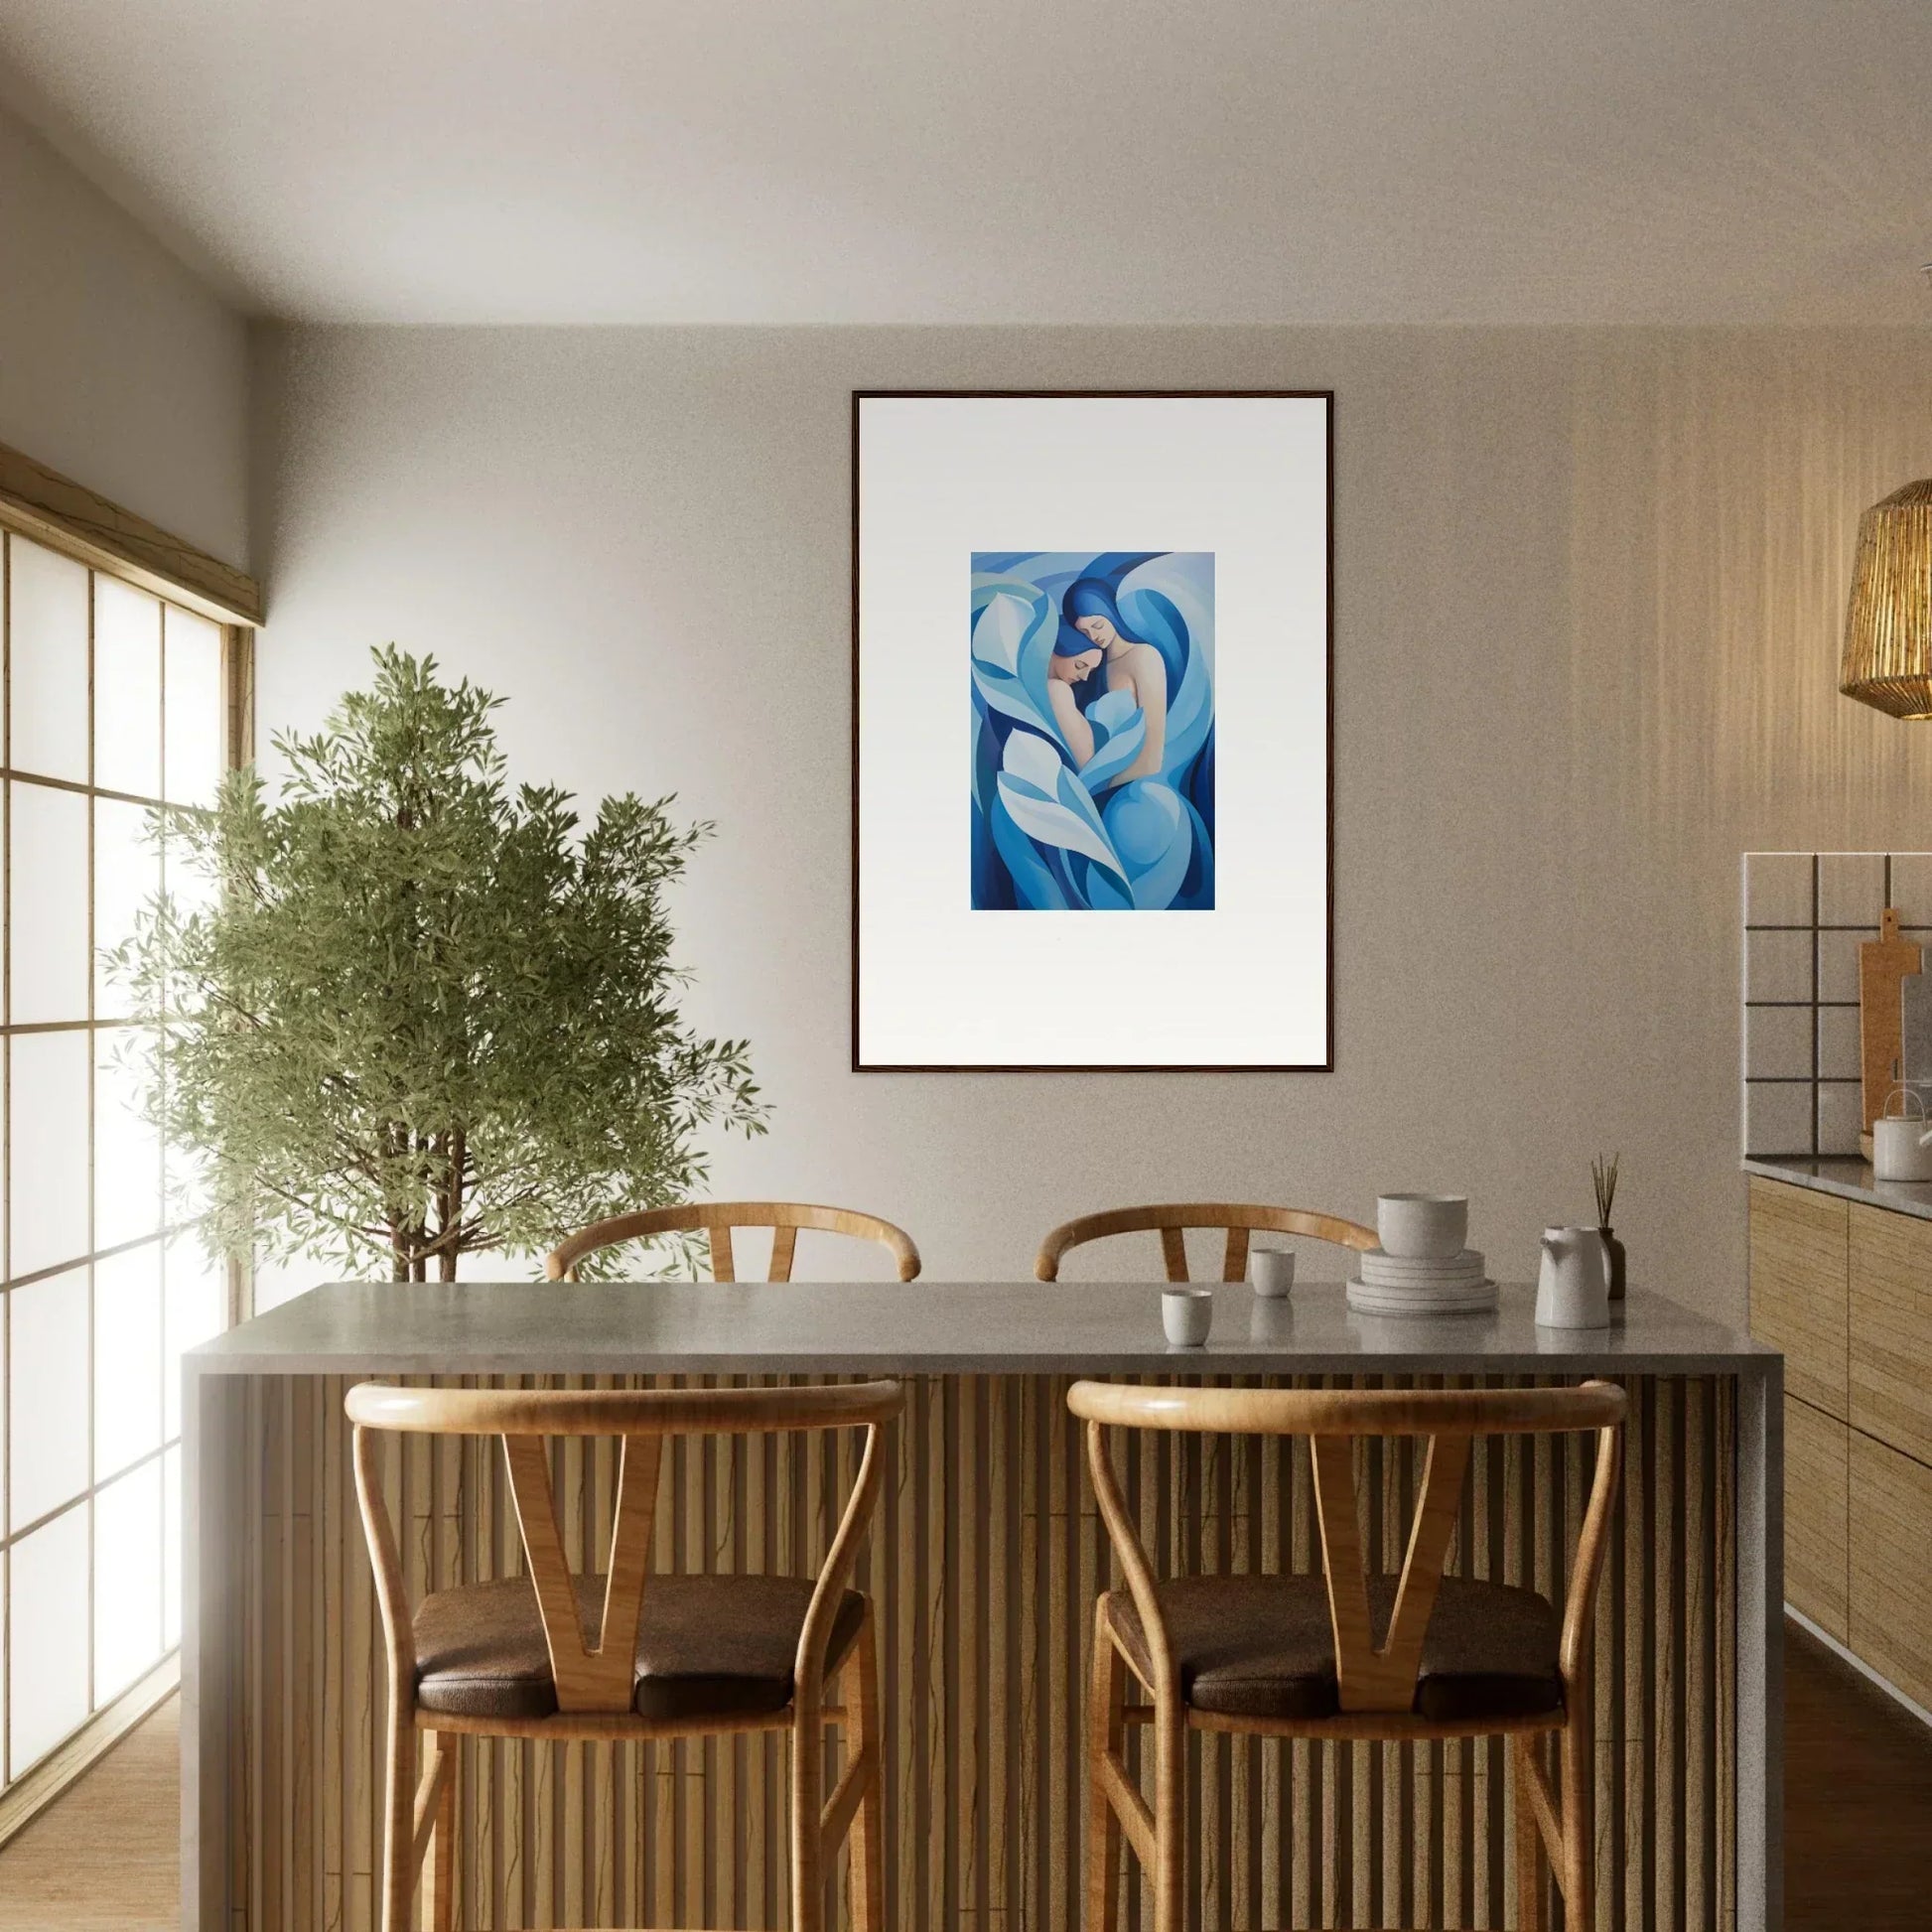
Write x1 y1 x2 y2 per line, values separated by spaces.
1841 479 1932 718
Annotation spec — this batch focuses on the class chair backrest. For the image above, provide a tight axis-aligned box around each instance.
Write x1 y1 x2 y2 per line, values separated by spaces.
345 1379 904 1717
1035 1201 1376 1284
545 1200 921 1284
1066 1380 1625 1715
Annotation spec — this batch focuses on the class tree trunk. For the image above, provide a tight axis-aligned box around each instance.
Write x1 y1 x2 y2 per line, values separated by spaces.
436 1129 466 1283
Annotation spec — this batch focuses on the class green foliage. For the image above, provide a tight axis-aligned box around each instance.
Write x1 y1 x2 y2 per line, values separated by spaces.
107 646 766 1281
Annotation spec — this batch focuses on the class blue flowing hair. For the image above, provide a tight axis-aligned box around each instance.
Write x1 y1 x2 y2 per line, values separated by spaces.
1062 576 1126 638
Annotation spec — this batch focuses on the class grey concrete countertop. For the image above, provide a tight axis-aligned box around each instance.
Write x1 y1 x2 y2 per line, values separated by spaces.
189 1280 1775 1378
1743 1153 1932 1223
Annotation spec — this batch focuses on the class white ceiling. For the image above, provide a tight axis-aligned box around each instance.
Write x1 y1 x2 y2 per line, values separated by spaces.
1 0 1927 326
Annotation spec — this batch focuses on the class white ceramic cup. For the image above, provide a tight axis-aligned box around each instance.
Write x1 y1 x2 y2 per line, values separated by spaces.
1162 1286 1214 1346
1376 1192 1468 1260
1250 1249 1297 1298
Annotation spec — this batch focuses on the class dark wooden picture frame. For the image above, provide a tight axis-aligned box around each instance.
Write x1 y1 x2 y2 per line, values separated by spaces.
851 388 1334 1073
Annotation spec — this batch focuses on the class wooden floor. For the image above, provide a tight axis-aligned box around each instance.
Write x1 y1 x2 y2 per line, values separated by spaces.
0 1697 180 1931
0 1624 1925 1929
1783 1620 1932 1931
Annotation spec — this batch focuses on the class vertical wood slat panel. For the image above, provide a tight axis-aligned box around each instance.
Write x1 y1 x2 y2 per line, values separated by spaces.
229 1372 1735 1930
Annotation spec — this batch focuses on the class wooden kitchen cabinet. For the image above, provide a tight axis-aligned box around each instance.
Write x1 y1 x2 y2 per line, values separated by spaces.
1850 1429 1932 1713
1850 1200 1932 1467
1753 1171 1932 1717
1784 1395 1850 1642
1748 1177 1849 1419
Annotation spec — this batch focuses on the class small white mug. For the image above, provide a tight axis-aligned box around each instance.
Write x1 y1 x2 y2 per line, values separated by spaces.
1250 1249 1297 1298
1162 1286 1214 1346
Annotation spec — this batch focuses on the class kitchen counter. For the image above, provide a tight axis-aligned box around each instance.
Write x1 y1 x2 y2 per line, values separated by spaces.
190 1277 1774 1377
183 1279 1784 1931
1743 1152 1932 1223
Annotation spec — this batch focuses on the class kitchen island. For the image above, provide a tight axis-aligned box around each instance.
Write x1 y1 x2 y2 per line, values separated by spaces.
183 1281 1781 1931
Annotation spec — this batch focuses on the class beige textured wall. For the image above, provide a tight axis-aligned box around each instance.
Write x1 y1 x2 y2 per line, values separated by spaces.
249 324 1932 1313
0 102 249 565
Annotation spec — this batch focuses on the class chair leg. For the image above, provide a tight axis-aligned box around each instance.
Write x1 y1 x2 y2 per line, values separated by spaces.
846 1609 886 1932
1151 1692 1186 1932
791 1693 826 1932
425 1734 457 1932
379 1709 415 1932
1559 1689 1594 1927
1512 1734 1546 1932
1085 1604 1127 1932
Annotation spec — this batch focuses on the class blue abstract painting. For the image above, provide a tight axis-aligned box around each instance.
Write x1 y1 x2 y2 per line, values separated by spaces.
970 551 1214 911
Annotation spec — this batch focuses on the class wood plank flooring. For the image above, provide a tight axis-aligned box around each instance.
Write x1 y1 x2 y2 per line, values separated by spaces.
0 1697 179 1930
0 1621 1925 1928
1784 1619 1932 1930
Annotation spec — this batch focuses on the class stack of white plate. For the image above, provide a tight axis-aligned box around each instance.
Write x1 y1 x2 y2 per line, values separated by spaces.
1345 1247 1496 1315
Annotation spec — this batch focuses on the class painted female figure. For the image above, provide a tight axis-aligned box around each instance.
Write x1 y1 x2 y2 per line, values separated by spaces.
1062 579 1167 787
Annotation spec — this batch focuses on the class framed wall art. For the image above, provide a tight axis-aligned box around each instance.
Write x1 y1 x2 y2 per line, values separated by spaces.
852 390 1332 1071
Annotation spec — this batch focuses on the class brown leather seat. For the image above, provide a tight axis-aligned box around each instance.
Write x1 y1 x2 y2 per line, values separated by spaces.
1105 1573 1563 1724
414 1573 867 1723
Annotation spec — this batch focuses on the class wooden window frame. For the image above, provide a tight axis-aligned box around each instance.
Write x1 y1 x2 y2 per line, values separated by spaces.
0 440 260 1844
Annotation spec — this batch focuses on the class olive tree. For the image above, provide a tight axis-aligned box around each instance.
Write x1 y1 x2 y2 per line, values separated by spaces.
110 646 765 1281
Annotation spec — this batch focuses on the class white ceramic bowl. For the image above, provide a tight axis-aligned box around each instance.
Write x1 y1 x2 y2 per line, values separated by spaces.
1162 1286 1214 1346
1376 1192 1468 1260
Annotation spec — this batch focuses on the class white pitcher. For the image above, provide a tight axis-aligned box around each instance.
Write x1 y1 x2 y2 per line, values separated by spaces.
1536 1225 1611 1329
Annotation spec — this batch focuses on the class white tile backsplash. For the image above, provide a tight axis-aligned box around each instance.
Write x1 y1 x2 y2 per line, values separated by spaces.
1741 853 1932 1162
1744 852 1812 927
1746 927 1814 1003
1891 853 1932 930
1819 852 1888 928
1817 927 1873 1005
1745 1004 1812 1080
1817 1004 1862 1081
1745 1080 1814 1159
1816 1081 1864 1157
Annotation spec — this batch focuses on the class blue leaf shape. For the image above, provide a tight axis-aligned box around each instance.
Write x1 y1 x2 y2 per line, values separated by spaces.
990 789 1069 908
971 593 1051 737
1073 854 1136 910
998 732 1130 891
971 576 1066 750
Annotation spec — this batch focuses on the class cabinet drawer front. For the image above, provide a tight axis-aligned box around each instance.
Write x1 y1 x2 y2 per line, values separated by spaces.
1785 1396 1849 1640
1850 1431 1932 1713
1850 1202 1932 1467
1749 1178 1849 1418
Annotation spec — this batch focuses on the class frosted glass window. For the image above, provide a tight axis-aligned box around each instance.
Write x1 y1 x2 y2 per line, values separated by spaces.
163 1443 182 1649
0 534 237 1798
165 1132 212 1234
93 1029 161 1250
92 577 162 800
7 536 88 783
9 1506 89 1771
93 1244 162 1479
162 609 224 809
162 824 220 928
163 1239 223 1439
94 1458 162 1700
93 796 160 1013
8 780 89 1025
7 1266 88 1528
10 1030 91 1278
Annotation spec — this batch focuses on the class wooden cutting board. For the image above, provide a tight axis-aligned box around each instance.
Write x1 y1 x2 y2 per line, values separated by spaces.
1862 907 1923 1137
